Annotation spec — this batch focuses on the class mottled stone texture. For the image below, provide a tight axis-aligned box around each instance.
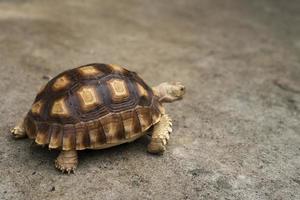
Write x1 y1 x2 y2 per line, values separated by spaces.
0 0 299 200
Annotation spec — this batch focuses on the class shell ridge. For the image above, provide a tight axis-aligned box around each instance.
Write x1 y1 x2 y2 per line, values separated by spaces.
48 123 62 149
132 109 142 134
96 118 107 145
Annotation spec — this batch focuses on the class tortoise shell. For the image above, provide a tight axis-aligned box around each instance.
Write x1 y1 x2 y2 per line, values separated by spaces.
24 63 164 150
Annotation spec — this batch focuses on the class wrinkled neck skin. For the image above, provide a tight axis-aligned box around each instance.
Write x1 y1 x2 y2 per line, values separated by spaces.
152 83 173 103
152 86 165 102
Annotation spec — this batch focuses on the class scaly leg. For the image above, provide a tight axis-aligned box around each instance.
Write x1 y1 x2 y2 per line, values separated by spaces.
55 150 78 173
11 119 27 139
148 114 172 154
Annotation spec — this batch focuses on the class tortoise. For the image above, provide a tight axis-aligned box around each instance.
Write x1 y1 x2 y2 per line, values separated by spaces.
10 63 185 173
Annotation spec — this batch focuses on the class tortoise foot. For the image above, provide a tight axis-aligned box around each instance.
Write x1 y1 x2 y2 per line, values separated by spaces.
55 150 78 174
147 114 172 154
11 122 26 139
147 138 167 154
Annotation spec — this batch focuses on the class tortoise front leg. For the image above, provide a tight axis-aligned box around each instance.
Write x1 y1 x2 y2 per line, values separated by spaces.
55 150 78 173
148 114 172 154
11 118 27 139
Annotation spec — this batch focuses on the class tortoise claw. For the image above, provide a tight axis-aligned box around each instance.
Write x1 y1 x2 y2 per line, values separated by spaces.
55 160 77 174
55 150 78 174
10 125 26 139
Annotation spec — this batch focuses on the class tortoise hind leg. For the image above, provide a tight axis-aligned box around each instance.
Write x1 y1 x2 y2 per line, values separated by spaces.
147 114 172 154
55 150 78 173
11 119 27 139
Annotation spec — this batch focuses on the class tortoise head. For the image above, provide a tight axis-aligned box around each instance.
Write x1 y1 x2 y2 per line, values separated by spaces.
153 82 185 103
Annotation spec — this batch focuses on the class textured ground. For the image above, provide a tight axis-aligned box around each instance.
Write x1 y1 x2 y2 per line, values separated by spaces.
0 0 300 200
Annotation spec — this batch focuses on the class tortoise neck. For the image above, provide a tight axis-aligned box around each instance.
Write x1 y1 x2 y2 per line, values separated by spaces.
152 84 168 103
152 86 161 98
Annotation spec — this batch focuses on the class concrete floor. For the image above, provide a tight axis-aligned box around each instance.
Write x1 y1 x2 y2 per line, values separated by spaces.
0 0 300 199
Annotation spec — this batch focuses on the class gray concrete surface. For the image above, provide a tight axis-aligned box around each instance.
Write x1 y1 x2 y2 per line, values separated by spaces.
0 0 300 199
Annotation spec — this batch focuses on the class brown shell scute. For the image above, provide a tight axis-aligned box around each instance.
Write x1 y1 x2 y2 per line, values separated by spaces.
77 86 102 112
31 100 43 115
25 63 163 150
107 78 130 102
52 75 71 91
49 124 63 149
77 65 104 76
51 98 69 117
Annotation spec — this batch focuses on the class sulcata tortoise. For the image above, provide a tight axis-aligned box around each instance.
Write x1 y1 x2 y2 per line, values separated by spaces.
11 63 185 173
